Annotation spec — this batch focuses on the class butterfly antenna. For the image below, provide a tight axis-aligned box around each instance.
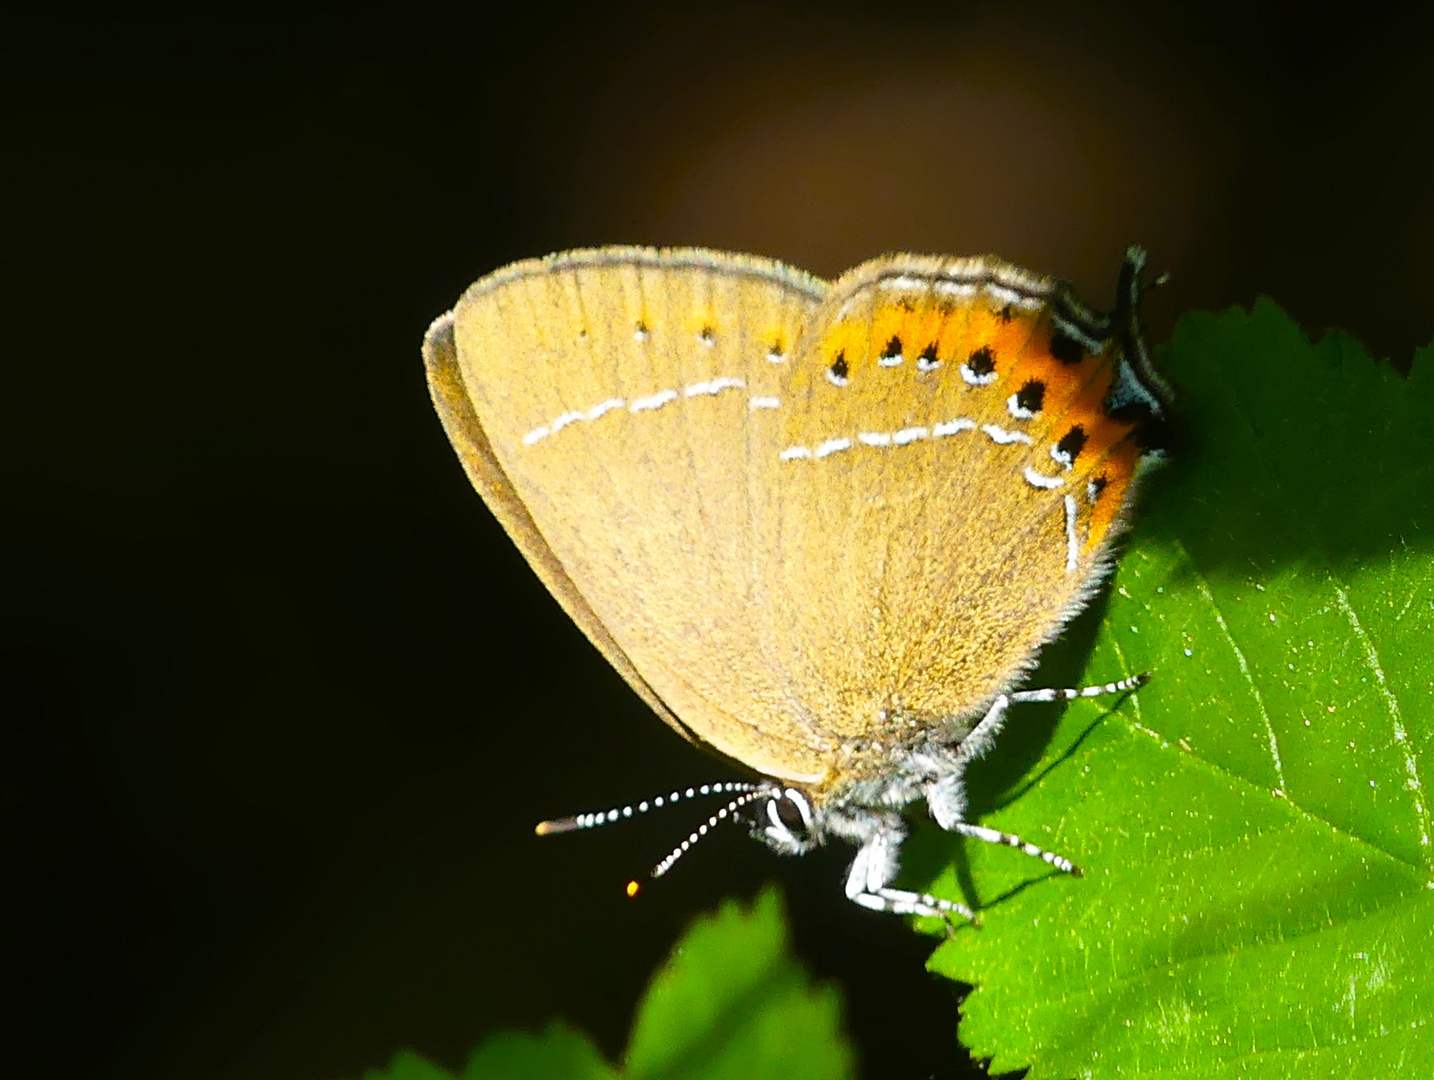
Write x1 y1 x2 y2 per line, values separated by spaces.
641 787 776 893
534 781 765 836
1121 244 1171 301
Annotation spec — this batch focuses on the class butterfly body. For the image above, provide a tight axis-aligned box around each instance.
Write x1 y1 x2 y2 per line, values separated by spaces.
425 246 1167 916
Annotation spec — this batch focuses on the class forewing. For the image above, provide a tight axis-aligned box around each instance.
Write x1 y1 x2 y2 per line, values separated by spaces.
441 248 831 781
424 311 696 743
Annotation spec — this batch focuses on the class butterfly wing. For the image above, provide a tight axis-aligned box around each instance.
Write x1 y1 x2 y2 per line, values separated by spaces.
425 310 698 743
764 254 1165 758
430 247 833 782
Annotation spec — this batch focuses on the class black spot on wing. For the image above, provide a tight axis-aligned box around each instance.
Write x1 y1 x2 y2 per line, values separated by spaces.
1057 425 1088 463
1049 330 1085 365
1015 380 1045 415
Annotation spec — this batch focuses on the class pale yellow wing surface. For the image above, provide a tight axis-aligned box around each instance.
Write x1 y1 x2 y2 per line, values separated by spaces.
424 310 695 744
435 248 831 782
765 254 1149 776
429 248 1157 797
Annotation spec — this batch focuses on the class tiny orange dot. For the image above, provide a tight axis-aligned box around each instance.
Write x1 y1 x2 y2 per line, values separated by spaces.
625 880 640 898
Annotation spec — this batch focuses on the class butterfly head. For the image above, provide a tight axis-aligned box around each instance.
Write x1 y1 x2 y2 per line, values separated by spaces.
749 785 824 855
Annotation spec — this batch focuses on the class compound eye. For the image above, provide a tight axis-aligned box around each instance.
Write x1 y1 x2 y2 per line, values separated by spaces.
765 788 816 844
774 796 807 832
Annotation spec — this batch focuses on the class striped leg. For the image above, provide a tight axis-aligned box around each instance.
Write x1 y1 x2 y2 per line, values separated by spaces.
952 821 1082 876
1007 672 1150 707
927 672 1149 878
852 885 977 923
844 820 976 923
952 672 1150 769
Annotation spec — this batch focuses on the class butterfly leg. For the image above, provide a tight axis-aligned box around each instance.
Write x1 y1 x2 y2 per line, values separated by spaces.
1006 671 1149 709
923 752 1083 879
949 821 1081 876
950 671 1151 772
918 676 1151 878
841 815 976 923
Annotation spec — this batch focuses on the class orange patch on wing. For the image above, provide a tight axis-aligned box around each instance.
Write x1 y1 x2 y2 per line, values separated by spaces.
932 304 971 364
862 301 961 369
869 304 912 353
817 321 862 369
1084 439 1142 551
960 305 1040 382
1004 332 1105 421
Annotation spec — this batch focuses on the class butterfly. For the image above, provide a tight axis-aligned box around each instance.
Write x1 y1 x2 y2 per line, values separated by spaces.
423 246 1168 920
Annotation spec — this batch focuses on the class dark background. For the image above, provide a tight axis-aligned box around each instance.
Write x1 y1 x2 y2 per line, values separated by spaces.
6 3 1432 1078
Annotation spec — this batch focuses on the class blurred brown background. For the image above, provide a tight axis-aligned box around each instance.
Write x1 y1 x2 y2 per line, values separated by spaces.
5 2 1431 1079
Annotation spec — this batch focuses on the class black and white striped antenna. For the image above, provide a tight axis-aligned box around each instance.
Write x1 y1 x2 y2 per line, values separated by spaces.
534 780 775 896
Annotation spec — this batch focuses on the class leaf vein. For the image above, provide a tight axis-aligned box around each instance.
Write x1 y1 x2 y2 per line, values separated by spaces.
1175 538 1286 792
1332 582 1433 868
1113 1012 1431 1078
1113 715 1424 873
1010 884 1427 1048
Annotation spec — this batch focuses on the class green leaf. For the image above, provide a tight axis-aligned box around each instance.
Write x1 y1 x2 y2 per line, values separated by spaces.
625 888 852 1080
359 1049 460 1080
921 300 1434 1077
350 888 852 1080
466 1023 616 1080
